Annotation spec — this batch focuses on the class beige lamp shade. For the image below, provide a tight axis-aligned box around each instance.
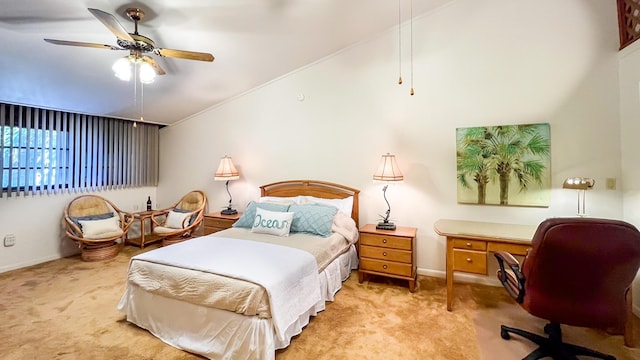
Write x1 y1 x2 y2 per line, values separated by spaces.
373 153 404 182
373 153 403 230
562 177 594 190
214 156 240 181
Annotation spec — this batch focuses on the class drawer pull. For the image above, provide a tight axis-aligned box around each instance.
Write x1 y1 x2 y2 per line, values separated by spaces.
382 238 387 244
466 258 472 263
382 265 388 269
383 252 387 256
466 242 472 247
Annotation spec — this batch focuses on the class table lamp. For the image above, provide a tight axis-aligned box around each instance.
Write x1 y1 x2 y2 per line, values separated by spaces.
373 153 404 230
214 155 240 215
562 177 594 217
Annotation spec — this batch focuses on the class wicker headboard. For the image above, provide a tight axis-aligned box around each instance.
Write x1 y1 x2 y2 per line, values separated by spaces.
260 180 360 228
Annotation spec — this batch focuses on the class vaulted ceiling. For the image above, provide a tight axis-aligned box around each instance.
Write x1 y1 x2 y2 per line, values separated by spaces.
0 0 452 125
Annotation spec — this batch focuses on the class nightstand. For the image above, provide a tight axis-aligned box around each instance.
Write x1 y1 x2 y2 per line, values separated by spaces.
203 212 241 235
358 224 417 292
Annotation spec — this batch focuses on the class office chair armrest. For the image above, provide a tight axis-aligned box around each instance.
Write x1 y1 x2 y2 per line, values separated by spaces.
494 251 525 303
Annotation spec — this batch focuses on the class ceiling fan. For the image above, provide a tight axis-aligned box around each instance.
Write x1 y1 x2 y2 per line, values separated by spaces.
44 8 214 77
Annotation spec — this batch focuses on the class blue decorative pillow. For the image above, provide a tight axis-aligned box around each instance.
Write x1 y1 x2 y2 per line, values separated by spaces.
251 208 293 236
289 204 337 237
233 201 290 228
70 212 114 229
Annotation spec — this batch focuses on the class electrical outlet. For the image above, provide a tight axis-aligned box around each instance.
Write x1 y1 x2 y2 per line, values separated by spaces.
606 178 616 190
4 234 16 247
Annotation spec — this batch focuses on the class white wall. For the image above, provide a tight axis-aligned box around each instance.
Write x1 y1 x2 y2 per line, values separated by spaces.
620 40 640 314
159 0 627 302
0 187 156 273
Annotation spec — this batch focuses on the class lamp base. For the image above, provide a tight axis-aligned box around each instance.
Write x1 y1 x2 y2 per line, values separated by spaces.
376 222 396 231
221 208 238 215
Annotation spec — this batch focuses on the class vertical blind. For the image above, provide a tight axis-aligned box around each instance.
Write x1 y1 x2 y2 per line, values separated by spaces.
0 102 159 197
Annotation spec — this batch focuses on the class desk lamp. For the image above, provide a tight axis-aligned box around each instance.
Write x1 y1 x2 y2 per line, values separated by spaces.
214 155 240 215
373 153 404 230
562 177 594 217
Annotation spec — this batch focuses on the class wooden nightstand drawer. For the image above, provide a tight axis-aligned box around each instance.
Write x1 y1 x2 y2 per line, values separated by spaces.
360 258 413 277
204 217 235 229
360 245 412 263
203 212 241 235
452 238 487 251
360 233 412 250
452 249 487 274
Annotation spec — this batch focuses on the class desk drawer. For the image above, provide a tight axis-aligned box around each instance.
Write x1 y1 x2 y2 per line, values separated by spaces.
452 249 487 274
360 258 413 277
452 238 487 251
360 233 412 250
488 242 530 256
360 245 412 263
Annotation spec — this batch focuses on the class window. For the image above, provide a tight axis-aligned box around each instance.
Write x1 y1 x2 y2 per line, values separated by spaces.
0 103 159 197
1 125 65 190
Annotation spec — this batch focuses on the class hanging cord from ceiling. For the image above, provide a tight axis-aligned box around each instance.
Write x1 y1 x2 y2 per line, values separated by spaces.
398 0 402 85
410 0 414 96
131 63 146 128
133 64 138 128
397 0 415 95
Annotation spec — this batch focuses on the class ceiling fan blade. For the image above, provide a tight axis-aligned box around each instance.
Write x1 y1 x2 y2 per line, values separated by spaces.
44 38 121 50
87 8 134 43
141 56 166 75
155 48 214 62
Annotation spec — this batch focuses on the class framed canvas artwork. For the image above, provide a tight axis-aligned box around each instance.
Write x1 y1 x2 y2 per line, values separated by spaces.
456 123 551 207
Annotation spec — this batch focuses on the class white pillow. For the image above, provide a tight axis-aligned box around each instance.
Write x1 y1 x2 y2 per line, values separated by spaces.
165 210 193 229
78 216 121 237
258 196 302 205
300 195 353 215
251 207 294 236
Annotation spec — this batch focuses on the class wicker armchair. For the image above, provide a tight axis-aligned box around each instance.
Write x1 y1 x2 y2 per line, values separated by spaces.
63 195 134 261
150 190 207 246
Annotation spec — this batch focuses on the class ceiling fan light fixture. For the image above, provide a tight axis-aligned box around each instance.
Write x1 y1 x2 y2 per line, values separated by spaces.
112 56 132 81
139 61 156 84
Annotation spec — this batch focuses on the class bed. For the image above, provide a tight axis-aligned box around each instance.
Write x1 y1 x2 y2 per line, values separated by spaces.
117 180 360 360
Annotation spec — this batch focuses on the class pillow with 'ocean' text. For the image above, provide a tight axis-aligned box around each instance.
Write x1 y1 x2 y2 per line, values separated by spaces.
251 207 293 237
233 201 290 228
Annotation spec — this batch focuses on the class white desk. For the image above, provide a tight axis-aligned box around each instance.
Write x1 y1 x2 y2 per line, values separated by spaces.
433 219 537 311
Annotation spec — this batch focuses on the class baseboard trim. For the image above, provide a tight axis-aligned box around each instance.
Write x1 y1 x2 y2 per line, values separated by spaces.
0 254 62 274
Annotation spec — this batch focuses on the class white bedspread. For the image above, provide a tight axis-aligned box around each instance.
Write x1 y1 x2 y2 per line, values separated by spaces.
129 236 321 342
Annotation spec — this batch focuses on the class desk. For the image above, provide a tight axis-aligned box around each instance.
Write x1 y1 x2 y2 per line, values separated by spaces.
126 210 160 248
433 219 537 311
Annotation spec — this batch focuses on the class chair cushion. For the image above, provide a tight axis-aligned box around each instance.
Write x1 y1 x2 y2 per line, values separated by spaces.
78 216 122 239
165 210 193 229
70 212 114 230
178 192 205 211
68 197 111 217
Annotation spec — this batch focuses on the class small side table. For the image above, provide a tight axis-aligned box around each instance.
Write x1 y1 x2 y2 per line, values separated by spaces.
203 212 241 235
126 210 160 248
358 224 417 292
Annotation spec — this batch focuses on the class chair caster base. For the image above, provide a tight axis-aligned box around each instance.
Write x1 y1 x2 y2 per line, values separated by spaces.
500 323 616 360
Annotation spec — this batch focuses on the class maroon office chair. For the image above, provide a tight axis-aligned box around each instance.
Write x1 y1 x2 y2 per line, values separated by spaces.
494 217 640 360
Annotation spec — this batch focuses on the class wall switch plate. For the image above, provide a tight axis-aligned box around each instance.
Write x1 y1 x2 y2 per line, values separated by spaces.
4 234 16 247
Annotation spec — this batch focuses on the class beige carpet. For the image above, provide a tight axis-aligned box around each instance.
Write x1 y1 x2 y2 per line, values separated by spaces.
0 245 637 359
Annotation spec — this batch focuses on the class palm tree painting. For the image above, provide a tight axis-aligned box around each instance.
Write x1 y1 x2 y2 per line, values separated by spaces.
456 123 551 207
